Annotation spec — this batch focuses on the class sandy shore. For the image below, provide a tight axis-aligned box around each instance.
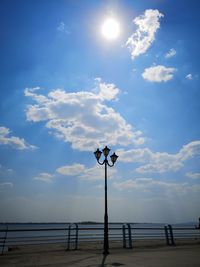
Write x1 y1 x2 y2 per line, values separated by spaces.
0 240 200 267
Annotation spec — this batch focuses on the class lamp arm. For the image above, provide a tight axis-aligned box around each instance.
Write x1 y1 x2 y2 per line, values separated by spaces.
97 159 105 166
107 161 114 167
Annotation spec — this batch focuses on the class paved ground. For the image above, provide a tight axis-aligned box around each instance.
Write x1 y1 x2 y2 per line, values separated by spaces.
0 241 200 267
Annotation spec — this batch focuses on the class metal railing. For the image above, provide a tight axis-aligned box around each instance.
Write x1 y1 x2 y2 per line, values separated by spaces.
122 223 132 249
1 223 199 255
66 223 78 250
1 224 8 255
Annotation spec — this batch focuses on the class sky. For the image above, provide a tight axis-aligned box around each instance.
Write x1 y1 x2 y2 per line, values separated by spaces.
0 0 200 223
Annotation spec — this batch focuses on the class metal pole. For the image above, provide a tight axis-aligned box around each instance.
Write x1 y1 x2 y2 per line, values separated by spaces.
104 159 109 254
94 146 118 255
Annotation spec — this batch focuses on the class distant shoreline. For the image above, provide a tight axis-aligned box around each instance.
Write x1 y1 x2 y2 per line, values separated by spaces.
0 222 136 225
0 221 197 225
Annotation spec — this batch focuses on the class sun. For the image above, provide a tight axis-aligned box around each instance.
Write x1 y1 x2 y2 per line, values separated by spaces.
101 18 120 40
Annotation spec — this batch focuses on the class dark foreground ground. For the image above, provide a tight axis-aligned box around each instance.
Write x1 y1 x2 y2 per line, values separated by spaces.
0 240 200 267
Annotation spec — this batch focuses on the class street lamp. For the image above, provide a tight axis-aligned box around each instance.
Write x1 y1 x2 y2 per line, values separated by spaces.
94 146 118 254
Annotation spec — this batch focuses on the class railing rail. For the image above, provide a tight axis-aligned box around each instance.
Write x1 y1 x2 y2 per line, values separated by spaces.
0 223 199 255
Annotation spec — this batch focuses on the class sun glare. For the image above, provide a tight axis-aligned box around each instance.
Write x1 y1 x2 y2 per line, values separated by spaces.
101 18 120 40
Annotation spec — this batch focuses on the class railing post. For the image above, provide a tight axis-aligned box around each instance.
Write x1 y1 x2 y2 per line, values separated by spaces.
74 223 78 250
122 224 126 248
122 223 132 249
127 223 133 249
67 224 71 251
66 223 78 251
168 224 175 246
164 225 170 246
1 224 8 255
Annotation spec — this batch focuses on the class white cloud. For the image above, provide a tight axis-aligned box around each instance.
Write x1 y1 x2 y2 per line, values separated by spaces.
79 164 117 181
35 162 117 183
142 65 176 82
179 140 200 161
0 126 37 150
33 172 54 183
25 79 145 151
165 48 176 58
126 9 164 60
113 178 148 191
186 172 200 180
57 22 70 34
96 78 119 101
0 164 13 174
57 163 117 181
56 163 85 176
113 178 198 196
24 87 48 104
118 140 200 173
185 74 193 80
0 182 13 188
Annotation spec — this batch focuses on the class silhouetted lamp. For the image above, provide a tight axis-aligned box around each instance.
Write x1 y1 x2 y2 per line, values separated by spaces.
110 152 118 164
94 148 102 161
102 145 110 157
94 146 118 255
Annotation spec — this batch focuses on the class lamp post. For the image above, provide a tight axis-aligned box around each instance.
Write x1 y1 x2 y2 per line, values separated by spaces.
94 146 118 255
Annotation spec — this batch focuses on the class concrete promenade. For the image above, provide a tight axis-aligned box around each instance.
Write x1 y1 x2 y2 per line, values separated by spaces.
0 240 200 267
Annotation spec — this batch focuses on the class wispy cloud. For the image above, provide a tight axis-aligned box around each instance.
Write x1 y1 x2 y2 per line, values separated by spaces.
186 172 200 180
57 163 116 181
24 79 145 151
185 73 193 80
33 172 54 183
0 126 37 150
0 182 13 188
142 65 176 82
78 164 117 181
118 140 200 173
113 178 199 196
34 162 117 183
56 163 85 176
57 22 70 34
0 164 13 174
126 9 164 60
165 48 176 58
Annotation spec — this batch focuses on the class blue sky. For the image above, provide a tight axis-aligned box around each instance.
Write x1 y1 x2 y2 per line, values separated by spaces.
0 0 200 223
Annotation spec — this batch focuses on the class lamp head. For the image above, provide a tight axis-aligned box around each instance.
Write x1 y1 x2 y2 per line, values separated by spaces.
102 146 111 157
110 152 118 164
94 148 102 161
